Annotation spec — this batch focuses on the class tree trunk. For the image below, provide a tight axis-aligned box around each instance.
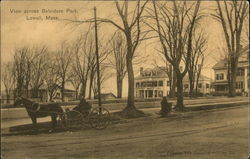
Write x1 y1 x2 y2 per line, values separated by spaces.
48 91 53 102
31 88 39 98
169 71 176 98
80 81 87 98
229 58 237 97
117 75 123 98
195 74 199 97
88 75 94 99
188 71 195 98
61 80 65 102
125 57 135 108
176 74 184 111
75 88 78 100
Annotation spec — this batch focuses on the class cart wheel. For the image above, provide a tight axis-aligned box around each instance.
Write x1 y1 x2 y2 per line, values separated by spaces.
88 107 110 129
63 110 84 130
81 111 92 128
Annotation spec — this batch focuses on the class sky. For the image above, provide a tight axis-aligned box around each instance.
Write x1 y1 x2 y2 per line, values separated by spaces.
1 1 240 96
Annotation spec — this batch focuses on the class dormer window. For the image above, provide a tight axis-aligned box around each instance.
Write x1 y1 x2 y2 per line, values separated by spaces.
237 69 244 76
152 71 156 76
216 73 224 80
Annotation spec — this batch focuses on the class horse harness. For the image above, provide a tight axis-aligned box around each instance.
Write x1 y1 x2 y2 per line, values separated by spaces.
27 102 41 113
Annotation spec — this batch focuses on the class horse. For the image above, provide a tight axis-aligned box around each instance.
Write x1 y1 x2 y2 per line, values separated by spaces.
14 97 65 132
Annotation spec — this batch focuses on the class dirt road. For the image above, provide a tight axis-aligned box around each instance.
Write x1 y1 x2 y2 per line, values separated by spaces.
1 105 249 159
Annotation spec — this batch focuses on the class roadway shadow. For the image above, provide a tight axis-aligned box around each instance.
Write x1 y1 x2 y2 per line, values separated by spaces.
2 121 83 136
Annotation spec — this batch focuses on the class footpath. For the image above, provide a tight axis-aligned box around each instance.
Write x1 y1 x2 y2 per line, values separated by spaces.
1 97 249 130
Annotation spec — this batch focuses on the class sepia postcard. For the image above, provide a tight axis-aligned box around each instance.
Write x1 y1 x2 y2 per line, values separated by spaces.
1 0 249 159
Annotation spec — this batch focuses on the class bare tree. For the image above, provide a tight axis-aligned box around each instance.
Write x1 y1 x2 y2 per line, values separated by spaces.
92 65 111 98
212 0 248 97
13 47 34 98
71 29 95 99
29 46 48 98
97 0 149 116
108 31 127 98
87 34 111 99
153 51 176 98
186 31 207 97
1 62 15 103
44 59 60 102
63 0 149 116
151 0 202 111
55 42 72 102
68 70 81 100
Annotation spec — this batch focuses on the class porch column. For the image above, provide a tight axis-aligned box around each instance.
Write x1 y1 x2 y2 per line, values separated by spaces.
244 67 248 92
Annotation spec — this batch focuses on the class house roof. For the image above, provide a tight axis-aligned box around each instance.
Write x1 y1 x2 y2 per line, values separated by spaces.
94 93 116 98
212 59 227 70
135 67 169 80
39 84 76 92
212 45 249 70
183 74 212 82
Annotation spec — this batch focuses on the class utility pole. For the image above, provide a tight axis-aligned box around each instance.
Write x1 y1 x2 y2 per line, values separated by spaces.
94 7 102 108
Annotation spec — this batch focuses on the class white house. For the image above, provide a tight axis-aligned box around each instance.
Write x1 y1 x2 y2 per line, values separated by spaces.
212 45 249 95
135 67 212 98
182 74 213 95
135 67 170 99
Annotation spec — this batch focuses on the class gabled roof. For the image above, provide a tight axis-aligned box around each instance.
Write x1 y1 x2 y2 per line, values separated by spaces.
183 74 212 82
94 93 116 99
135 67 169 80
213 45 249 70
212 59 227 70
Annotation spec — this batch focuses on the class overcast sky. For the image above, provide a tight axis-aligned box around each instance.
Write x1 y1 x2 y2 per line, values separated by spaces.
1 1 239 95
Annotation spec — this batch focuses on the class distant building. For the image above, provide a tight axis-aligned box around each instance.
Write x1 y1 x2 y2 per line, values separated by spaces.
135 67 170 99
212 45 249 95
182 74 213 96
0 85 77 104
52 87 77 102
135 67 213 99
94 93 116 101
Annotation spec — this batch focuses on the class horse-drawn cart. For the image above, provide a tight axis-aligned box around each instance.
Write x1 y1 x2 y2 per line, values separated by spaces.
14 97 111 131
60 106 110 130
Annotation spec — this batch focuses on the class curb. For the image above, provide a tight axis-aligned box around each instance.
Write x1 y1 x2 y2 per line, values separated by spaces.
186 101 249 111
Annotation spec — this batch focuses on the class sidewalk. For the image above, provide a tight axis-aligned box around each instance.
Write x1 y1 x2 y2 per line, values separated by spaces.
1 99 248 131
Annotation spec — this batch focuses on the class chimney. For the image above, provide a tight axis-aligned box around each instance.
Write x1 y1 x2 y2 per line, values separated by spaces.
140 67 144 75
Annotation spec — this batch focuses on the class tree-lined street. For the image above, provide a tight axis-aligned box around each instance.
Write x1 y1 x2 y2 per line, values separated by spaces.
1 1 249 158
2 105 249 159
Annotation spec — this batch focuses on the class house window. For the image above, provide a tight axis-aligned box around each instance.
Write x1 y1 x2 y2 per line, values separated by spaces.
167 81 170 86
152 71 157 76
184 84 189 89
158 81 163 86
198 83 202 88
136 82 140 88
206 83 210 88
236 81 243 89
145 71 151 77
158 91 163 97
154 81 158 87
237 69 244 76
216 73 224 80
154 90 158 97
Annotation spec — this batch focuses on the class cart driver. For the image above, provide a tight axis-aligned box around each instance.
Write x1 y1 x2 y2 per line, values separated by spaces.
73 97 92 115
